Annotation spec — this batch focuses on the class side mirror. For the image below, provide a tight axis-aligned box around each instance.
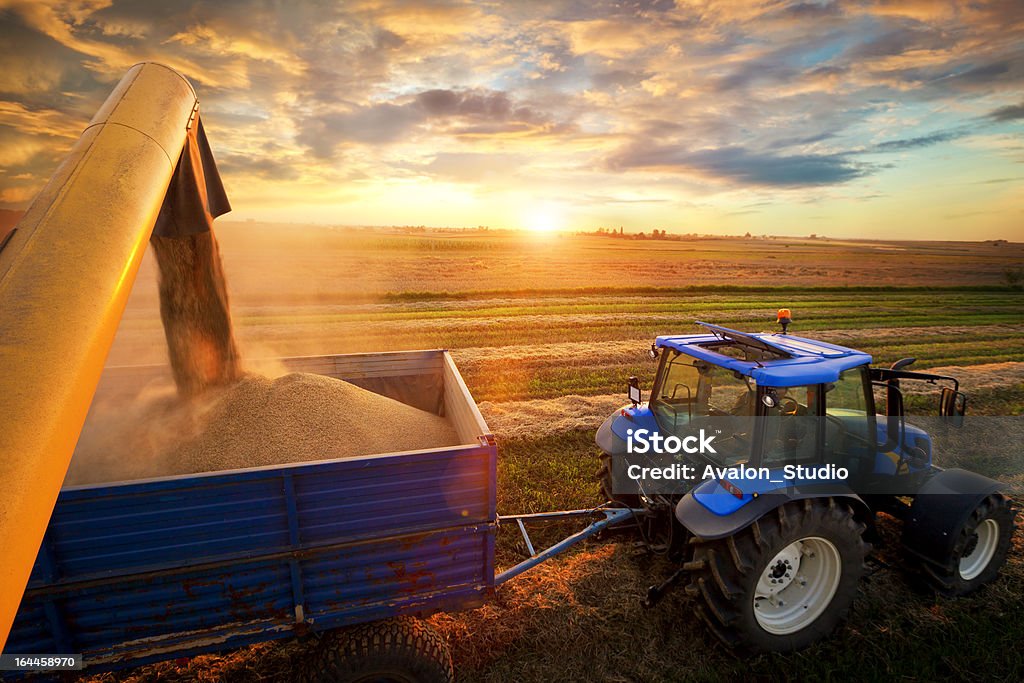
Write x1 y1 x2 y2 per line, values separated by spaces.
649 343 659 361
940 387 967 428
628 375 642 406
890 357 917 371
886 387 905 449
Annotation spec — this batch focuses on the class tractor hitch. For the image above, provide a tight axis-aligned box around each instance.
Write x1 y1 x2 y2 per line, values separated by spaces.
643 559 704 608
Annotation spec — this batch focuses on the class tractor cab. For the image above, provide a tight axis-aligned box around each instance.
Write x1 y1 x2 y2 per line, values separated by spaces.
647 321 877 476
612 318 969 486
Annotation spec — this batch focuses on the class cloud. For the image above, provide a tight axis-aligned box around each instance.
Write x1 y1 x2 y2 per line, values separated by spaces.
300 103 423 153
590 69 651 89
412 151 527 183
988 101 1024 121
605 144 869 187
871 128 969 151
415 89 513 118
297 87 562 157
948 60 1013 85
218 154 300 181
565 19 674 57
847 26 950 60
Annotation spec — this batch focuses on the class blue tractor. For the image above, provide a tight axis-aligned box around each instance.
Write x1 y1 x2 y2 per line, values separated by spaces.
596 314 1017 652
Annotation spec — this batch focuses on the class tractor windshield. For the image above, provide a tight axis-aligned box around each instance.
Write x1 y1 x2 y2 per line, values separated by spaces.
651 350 755 465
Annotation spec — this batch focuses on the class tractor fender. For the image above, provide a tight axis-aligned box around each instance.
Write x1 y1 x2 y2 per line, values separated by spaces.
902 468 1002 566
675 485 871 541
595 412 629 455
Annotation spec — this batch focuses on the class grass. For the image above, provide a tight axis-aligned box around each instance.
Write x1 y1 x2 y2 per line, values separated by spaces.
433 523 1024 683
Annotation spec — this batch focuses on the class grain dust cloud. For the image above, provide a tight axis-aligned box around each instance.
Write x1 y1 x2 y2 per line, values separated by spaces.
65 230 461 487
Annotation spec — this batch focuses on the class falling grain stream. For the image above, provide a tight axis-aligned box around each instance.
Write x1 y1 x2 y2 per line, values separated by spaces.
151 231 242 397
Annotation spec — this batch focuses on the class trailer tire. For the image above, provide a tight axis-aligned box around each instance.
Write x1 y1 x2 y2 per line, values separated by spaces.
596 453 640 508
684 498 867 653
307 617 453 683
911 493 1016 597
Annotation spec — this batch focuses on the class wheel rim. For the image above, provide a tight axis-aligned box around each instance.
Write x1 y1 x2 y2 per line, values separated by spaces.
753 537 842 635
959 518 999 581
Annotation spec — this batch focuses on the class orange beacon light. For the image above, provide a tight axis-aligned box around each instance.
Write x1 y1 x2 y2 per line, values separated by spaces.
777 308 792 334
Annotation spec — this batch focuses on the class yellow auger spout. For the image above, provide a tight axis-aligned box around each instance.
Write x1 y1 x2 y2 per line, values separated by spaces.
0 63 198 649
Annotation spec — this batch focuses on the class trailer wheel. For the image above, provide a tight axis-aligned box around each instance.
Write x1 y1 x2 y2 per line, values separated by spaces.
685 498 867 653
912 493 1016 596
596 453 640 508
307 617 453 683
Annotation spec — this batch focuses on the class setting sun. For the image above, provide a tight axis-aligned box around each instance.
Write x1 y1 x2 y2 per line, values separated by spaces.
523 204 565 234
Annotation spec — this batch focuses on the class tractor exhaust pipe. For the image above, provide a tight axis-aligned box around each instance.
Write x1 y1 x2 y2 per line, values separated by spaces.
0 63 198 650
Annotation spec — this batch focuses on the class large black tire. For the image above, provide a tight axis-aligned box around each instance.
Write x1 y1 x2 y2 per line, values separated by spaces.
596 452 641 508
910 493 1016 597
684 498 868 653
306 617 453 683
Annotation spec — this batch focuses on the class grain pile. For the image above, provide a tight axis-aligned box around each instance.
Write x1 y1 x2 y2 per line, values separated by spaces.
66 372 461 486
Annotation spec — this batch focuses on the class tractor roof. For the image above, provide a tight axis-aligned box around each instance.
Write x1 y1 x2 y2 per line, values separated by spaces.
655 322 872 387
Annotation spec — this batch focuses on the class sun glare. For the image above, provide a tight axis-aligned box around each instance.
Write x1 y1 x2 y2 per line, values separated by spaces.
523 205 565 234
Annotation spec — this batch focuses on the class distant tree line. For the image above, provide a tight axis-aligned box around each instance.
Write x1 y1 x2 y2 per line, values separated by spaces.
578 227 781 241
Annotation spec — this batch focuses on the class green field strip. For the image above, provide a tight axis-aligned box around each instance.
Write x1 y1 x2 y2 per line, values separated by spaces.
379 284 1019 302
114 289 1020 329
221 293 1020 325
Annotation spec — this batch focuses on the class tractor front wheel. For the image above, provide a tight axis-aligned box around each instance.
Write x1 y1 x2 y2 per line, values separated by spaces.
685 498 867 653
596 452 641 508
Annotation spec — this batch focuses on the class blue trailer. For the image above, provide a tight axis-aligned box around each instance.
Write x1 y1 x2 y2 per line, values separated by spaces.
2 349 632 681
5 350 498 677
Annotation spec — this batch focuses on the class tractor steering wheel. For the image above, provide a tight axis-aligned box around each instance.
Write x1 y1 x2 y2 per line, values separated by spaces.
779 396 800 415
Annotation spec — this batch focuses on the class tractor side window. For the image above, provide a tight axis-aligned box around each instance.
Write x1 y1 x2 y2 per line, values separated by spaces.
824 366 873 459
827 367 868 415
651 353 700 433
762 385 819 466
652 359 754 465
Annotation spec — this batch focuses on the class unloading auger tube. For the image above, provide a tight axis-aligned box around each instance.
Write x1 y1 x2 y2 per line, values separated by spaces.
0 63 199 650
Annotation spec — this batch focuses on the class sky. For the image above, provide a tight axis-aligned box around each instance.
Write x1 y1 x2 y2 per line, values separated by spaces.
0 0 1022 239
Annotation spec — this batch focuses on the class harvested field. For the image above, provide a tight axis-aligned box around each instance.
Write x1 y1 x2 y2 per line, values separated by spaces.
478 394 629 440
80 231 1023 682
66 373 459 486
914 361 1024 391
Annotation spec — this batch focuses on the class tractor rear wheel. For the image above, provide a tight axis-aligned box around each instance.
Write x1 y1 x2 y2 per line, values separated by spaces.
305 617 453 683
596 452 641 508
911 493 1016 596
685 498 867 653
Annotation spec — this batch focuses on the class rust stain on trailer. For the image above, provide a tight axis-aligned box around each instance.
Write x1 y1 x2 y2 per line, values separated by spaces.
385 561 435 592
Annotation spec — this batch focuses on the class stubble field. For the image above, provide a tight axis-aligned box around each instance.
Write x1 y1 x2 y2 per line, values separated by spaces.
88 224 1023 682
